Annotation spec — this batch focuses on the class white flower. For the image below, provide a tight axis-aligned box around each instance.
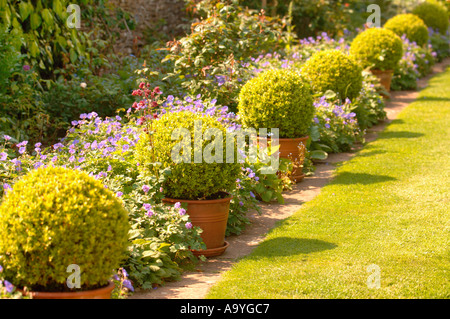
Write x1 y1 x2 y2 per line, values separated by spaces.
80 82 87 88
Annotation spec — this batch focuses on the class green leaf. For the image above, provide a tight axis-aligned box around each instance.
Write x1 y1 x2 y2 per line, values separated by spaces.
310 150 328 160
41 9 54 27
30 13 42 30
261 190 273 202
19 2 32 21
69 48 77 63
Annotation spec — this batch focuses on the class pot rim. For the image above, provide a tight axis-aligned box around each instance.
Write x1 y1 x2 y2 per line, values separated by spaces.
163 193 233 204
20 280 115 298
257 135 309 141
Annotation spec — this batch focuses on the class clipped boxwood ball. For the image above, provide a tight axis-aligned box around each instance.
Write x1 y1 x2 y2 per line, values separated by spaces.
0 166 130 291
350 28 403 71
413 1 449 34
135 111 241 200
384 14 429 46
238 69 314 138
302 49 363 101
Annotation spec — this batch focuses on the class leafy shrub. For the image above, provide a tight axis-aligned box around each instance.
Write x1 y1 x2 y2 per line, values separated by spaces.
302 49 363 101
237 0 356 39
238 69 314 138
135 111 241 200
413 1 449 35
350 28 403 71
384 14 429 46
164 2 284 111
0 0 135 79
0 166 130 291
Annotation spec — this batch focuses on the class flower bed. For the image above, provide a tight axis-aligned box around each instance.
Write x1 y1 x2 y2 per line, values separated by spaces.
0 0 448 298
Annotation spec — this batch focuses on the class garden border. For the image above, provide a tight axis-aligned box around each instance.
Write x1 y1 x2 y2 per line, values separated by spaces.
131 58 450 300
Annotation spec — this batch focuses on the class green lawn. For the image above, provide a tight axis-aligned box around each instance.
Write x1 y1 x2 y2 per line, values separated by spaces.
206 67 450 299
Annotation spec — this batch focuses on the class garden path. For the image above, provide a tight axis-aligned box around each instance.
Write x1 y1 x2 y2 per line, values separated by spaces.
131 58 450 299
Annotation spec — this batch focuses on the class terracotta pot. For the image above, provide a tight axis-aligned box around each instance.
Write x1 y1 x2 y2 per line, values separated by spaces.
163 195 232 257
23 281 115 299
370 69 393 95
257 136 309 183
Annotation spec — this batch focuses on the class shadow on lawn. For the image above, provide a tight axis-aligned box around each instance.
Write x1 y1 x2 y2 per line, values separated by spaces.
330 172 397 185
378 131 425 139
251 238 337 257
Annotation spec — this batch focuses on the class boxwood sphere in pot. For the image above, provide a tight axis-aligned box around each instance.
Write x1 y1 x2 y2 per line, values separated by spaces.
0 166 130 292
349 28 403 71
384 13 429 47
135 110 241 201
237 69 315 139
413 1 449 35
301 49 363 101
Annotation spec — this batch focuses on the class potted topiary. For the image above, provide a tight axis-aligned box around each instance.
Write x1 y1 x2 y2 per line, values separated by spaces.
349 28 403 93
384 13 429 47
135 110 241 257
238 69 315 183
413 1 449 35
0 166 130 299
301 49 364 101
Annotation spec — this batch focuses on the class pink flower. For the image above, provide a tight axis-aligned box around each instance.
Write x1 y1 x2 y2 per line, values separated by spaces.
185 222 193 229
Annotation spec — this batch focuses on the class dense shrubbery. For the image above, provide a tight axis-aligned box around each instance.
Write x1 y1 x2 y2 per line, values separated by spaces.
0 166 129 291
136 111 241 200
384 14 429 46
350 28 403 71
302 49 363 101
238 69 314 138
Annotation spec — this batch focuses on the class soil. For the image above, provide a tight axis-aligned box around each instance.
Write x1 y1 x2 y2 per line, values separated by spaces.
130 58 450 300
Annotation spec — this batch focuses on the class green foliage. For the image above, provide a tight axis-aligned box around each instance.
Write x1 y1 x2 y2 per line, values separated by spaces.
352 72 387 130
238 0 357 38
413 0 449 35
164 2 284 111
391 36 436 91
350 27 403 71
0 166 130 291
302 49 363 101
310 95 363 154
238 69 314 138
135 111 241 200
384 14 429 47
0 0 90 78
0 0 136 79
428 28 450 61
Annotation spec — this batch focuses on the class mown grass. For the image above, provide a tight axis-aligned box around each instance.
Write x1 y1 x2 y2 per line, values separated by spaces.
206 67 450 299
